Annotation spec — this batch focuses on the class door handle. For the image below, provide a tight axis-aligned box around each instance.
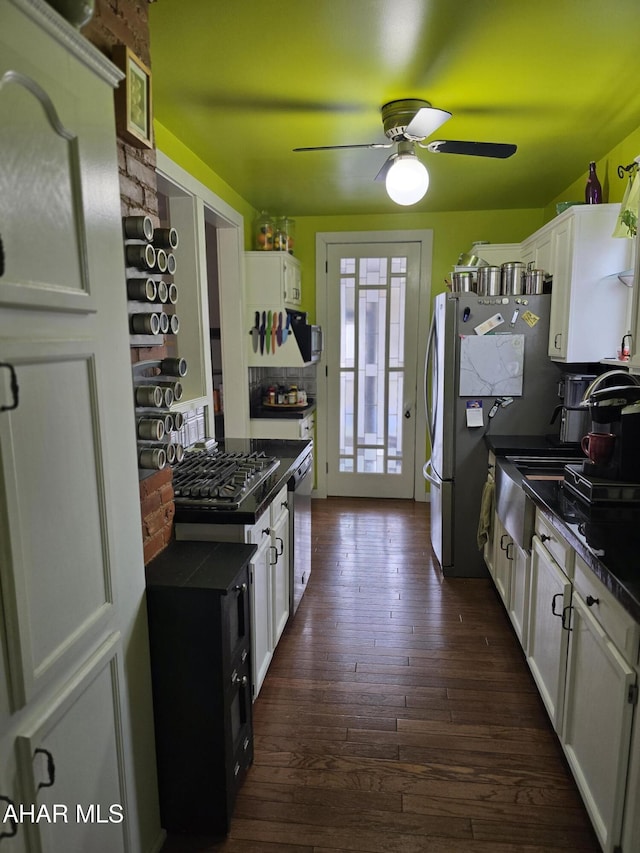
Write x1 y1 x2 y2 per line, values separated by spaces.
404 409 411 419
0 363 19 412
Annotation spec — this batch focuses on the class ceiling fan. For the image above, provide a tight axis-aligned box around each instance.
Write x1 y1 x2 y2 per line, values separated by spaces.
293 98 517 205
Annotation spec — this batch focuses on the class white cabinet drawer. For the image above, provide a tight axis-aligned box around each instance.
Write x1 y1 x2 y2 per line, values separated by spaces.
573 555 640 665
270 484 289 526
535 511 574 578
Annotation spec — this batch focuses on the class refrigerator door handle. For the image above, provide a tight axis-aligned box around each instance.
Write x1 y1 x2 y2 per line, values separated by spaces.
424 309 438 445
422 457 440 486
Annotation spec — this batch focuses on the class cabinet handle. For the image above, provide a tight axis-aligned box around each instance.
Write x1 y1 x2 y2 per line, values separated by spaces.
506 541 514 561
275 536 284 556
233 583 248 592
262 527 271 537
281 500 289 510
231 673 248 687
269 544 278 565
234 762 240 777
0 796 18 839
0 363 19 412
551 593 563 617
586 595 600 607
500 534 509 551
34 748 56 791
540 534 551 543
554 332 562 350
562 605 573 631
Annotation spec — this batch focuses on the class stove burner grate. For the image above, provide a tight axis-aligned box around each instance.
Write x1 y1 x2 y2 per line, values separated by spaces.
173 450 280 509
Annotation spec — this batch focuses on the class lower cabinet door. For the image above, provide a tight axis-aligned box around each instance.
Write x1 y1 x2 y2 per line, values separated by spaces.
527 537 571 731
249 536 272 699
508 543 530 651
15 635 128 853
270 507 290 647
562 595 636 853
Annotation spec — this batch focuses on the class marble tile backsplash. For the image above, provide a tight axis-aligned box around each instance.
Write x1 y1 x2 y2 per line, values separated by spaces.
249 365 317 408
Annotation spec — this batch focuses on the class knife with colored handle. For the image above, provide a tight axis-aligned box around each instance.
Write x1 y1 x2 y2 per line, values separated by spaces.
252 310 260 352
260 310 266 354
277 311 283 346
282 312 291 342
266 310 272 353
272 311 278 352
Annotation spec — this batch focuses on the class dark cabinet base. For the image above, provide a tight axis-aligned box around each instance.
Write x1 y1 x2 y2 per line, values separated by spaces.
146 540 256 835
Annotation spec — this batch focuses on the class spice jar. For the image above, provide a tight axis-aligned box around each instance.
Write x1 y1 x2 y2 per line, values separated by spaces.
254 211 274 251
288 385 298 404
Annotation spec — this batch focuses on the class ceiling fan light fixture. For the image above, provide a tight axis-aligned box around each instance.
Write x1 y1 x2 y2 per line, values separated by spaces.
385 147 429 206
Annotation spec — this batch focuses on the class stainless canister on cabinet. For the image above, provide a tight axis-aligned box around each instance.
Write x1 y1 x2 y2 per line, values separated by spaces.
501 262 526 295
524 268 545 294
476 266 502 296
451 271 475 292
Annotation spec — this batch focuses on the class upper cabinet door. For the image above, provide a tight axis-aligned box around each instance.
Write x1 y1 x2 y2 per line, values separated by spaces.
0 3 141 711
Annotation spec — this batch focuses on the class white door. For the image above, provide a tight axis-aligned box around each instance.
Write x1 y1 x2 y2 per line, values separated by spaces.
0 10 157 850
326 242 421 498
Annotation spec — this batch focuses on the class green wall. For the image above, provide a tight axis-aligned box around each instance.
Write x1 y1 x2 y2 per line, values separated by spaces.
545 125 640 221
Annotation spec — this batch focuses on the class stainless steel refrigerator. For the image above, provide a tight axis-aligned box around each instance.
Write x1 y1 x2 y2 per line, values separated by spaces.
423 292 562 577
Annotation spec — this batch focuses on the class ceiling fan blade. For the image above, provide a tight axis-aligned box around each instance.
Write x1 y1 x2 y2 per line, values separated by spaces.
293 143 392 152
373 154 396 182
404 107 452 140
425 140 517 158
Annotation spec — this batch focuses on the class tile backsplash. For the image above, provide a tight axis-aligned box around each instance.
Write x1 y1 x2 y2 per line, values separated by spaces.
249 365 317 408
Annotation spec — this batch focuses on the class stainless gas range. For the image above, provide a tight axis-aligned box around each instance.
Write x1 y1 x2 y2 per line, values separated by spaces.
173 448 280 511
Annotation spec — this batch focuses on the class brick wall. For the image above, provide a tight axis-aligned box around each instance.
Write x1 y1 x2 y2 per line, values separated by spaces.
85 0 174 564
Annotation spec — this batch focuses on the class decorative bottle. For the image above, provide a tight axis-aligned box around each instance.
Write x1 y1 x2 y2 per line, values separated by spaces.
585 161 602 204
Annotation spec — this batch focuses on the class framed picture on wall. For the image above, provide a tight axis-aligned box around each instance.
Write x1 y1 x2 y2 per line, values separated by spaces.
113 46 153 149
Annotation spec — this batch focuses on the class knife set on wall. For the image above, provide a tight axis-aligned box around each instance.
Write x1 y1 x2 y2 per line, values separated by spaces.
251 309 292 354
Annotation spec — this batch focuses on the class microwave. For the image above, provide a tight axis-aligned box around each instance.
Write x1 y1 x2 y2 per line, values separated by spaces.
287 310 323 364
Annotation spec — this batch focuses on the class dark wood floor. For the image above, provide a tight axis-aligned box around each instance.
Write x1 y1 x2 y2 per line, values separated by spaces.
161 497 601 853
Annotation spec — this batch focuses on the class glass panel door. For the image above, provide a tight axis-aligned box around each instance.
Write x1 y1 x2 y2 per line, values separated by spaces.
327 242 421 498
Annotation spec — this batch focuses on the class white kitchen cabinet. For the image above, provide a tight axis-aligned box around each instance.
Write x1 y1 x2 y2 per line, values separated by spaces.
250 410 315 440
0 4 159 851
478 205 633 363
546 204 632 362
470 243 522 266
626 222 640 374
245 251 302 308
527 534 572 732
507 540 530 651
246 528 272 697
562 589 636 853
270 487 290 647
16 637 128 853
491 516 512 609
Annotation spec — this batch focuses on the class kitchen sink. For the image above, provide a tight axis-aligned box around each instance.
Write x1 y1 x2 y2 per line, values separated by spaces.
495 454 582 549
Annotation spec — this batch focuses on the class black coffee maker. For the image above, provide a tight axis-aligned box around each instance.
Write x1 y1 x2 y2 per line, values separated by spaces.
582 385 640 482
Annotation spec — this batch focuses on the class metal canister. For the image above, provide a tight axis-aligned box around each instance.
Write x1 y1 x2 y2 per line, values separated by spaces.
476 266 501 296
524 268 545 294
451 271 475 292
501 262 525 295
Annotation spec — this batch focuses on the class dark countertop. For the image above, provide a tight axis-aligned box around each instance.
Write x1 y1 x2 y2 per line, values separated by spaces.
174 437 313 526
146 539 257 590
485 434 582 457
250 400 316 420
521 478 640 624
486 435 640 623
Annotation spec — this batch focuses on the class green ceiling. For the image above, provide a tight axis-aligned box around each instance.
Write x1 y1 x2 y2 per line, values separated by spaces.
149 0 640 217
